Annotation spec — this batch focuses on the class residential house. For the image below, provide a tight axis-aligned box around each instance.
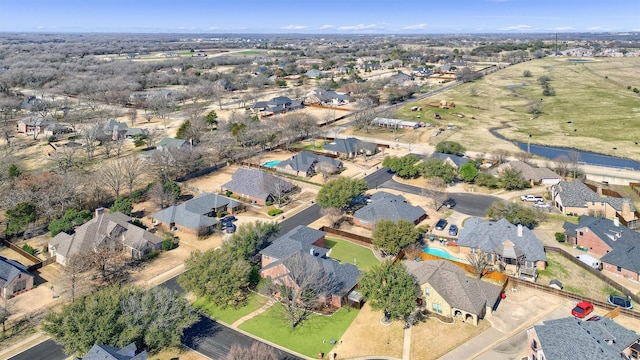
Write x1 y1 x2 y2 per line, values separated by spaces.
353 192 427 229
260 225 361 308
276 151 342 177
44 123 71 136
324 137 378 159
151 193 240 236
412 67 433 77
304 89 350 106
101 119 129 140
430 152 471 170
551 181 638 224
251 96 304 115
527 317 640 360
80 342 148 360
124 127 148 139
129 90 181 103
457 218 547 276
0 256 34 299
491 160 561 186
49 209 163 266
564 216 640 281
305 69 323 78
370 117 419 130
156 137 189 151
17 116 56 135
222 168 294 206
405 260 502 326
387 72 413 86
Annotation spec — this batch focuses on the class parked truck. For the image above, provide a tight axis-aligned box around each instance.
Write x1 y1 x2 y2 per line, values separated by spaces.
576 254 601 270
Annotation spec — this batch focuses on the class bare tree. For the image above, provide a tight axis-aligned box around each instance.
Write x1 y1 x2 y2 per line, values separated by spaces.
422 177 449 211
99 159 126 199
87 240 129 285
51 145 78 174
121 155 145 196
223 342 278 360
269 253 339 329
147 149 179 184
491 149 510 164
315 161 339 182
466 252 491 279
0 296 14 337
80 125 100 161
320 207 343 227
65 254 91 303
515 151 533 164
127 108 137 126
266 175 292 207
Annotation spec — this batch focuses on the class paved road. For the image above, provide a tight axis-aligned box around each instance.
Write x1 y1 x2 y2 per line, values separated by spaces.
8 339 66 360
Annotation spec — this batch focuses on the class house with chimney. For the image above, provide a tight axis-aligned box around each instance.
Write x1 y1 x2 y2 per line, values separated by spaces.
491 160 561 186
352 192 427 230
527 317 640 360
551 181 638 227
259 225 360 308
564 216 640 281
457 218 547 278
275 150 342 177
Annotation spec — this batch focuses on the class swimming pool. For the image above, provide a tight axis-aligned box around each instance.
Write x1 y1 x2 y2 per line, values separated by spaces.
423 247 469 264
263 160 281 168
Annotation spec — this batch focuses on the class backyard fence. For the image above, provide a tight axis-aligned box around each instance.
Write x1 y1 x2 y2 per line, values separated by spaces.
2 239 41 264
544 246 640 305
319 226 373 248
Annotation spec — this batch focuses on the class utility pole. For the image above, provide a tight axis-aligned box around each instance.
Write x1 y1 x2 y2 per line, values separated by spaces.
528 134 532 154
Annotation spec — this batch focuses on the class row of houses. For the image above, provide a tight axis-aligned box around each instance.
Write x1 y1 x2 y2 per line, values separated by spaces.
17 117 148 141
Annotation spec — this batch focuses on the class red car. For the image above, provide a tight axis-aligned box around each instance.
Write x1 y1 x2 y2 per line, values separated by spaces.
571 301 594 318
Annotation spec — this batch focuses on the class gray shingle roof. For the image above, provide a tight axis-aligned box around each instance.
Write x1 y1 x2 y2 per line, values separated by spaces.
151 193 232 231
553 181 636 212
308 89 350 102
568 216 640 272
18 116 56 126
82 342 148 360
222 168 293 201
457 218 546 263
324 137 376 155
492 161 560 182
353 192 426 225
0 256 33 289
532 317 639 360
157 137 187 149
49 212 162 259
261 225 327 261
276 151 342 174
430 152 471 169
287 253 360 296
406 260 502 316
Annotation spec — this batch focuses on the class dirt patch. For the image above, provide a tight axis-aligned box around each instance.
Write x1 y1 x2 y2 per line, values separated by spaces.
334 303 404 359
410 315 491 360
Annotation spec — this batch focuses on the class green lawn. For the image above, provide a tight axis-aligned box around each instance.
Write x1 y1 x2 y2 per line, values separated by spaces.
325 237 380 271
239 304 359 358
192 292 268 325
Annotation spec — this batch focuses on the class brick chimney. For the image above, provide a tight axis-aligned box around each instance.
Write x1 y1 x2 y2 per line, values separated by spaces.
621 199 632 220
596 185 603 196
517 224 523 237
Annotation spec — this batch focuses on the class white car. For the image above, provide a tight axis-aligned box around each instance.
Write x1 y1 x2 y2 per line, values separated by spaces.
534 201 550 208
521 195 544 202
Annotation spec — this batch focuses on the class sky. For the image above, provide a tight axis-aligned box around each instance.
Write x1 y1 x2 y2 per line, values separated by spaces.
1 0 639 34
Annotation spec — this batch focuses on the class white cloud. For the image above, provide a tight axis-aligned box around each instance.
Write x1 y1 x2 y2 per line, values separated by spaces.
281 25 308 30
319 25 335 30
337 23 380 31
401 23 428 30
553 26 575 31
499 24 534 31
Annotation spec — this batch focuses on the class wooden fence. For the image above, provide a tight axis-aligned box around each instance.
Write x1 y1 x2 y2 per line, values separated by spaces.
507 276 640 320
2 239 41 264
630 182 640 197
544 246 640 305
319 226 373 248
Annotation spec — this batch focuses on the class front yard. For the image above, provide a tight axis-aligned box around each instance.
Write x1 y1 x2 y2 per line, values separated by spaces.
192 292 269 325
239 304 359 358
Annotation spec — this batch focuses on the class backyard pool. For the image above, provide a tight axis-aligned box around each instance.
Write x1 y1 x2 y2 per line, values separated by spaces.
423 247 469 264
263 160 282 168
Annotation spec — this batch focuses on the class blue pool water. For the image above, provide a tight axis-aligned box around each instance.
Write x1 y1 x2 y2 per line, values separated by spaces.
263 160 281 168
423 247 469 263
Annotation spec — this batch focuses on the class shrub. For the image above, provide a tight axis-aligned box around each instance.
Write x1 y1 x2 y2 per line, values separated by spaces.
131 219 147 229
217 211 227 218
265 200 273 206
162 238 174 251
267 209 284 216
146 250 160 260
22 244 36 255
555 232 566 243
225 190 233 197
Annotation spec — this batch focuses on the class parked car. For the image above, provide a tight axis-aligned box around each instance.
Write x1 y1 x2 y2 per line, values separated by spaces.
443 198 456 209
533 201 550 208
448 224 458 236
435 219 448 231
521 195 544 202
571 301 594 318
220 215 237 223
608 295 633 309
225 223 237 234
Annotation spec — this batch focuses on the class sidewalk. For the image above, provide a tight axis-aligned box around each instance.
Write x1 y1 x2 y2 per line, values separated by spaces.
231 299 275 327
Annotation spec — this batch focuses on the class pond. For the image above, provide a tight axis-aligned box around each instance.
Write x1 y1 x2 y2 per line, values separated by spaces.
567 58 594 63
489 127 640 170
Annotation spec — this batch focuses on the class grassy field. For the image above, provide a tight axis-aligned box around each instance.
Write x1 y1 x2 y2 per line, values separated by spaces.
239 304 359 358
537 252 614 300
325 237 380 271
394 57 640 160
192 292 268 325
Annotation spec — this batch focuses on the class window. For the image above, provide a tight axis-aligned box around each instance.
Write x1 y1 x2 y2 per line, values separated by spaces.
425 287 430 295
617 266 622 272
432 303 443 314
579 231 583 236
470 248 477 254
